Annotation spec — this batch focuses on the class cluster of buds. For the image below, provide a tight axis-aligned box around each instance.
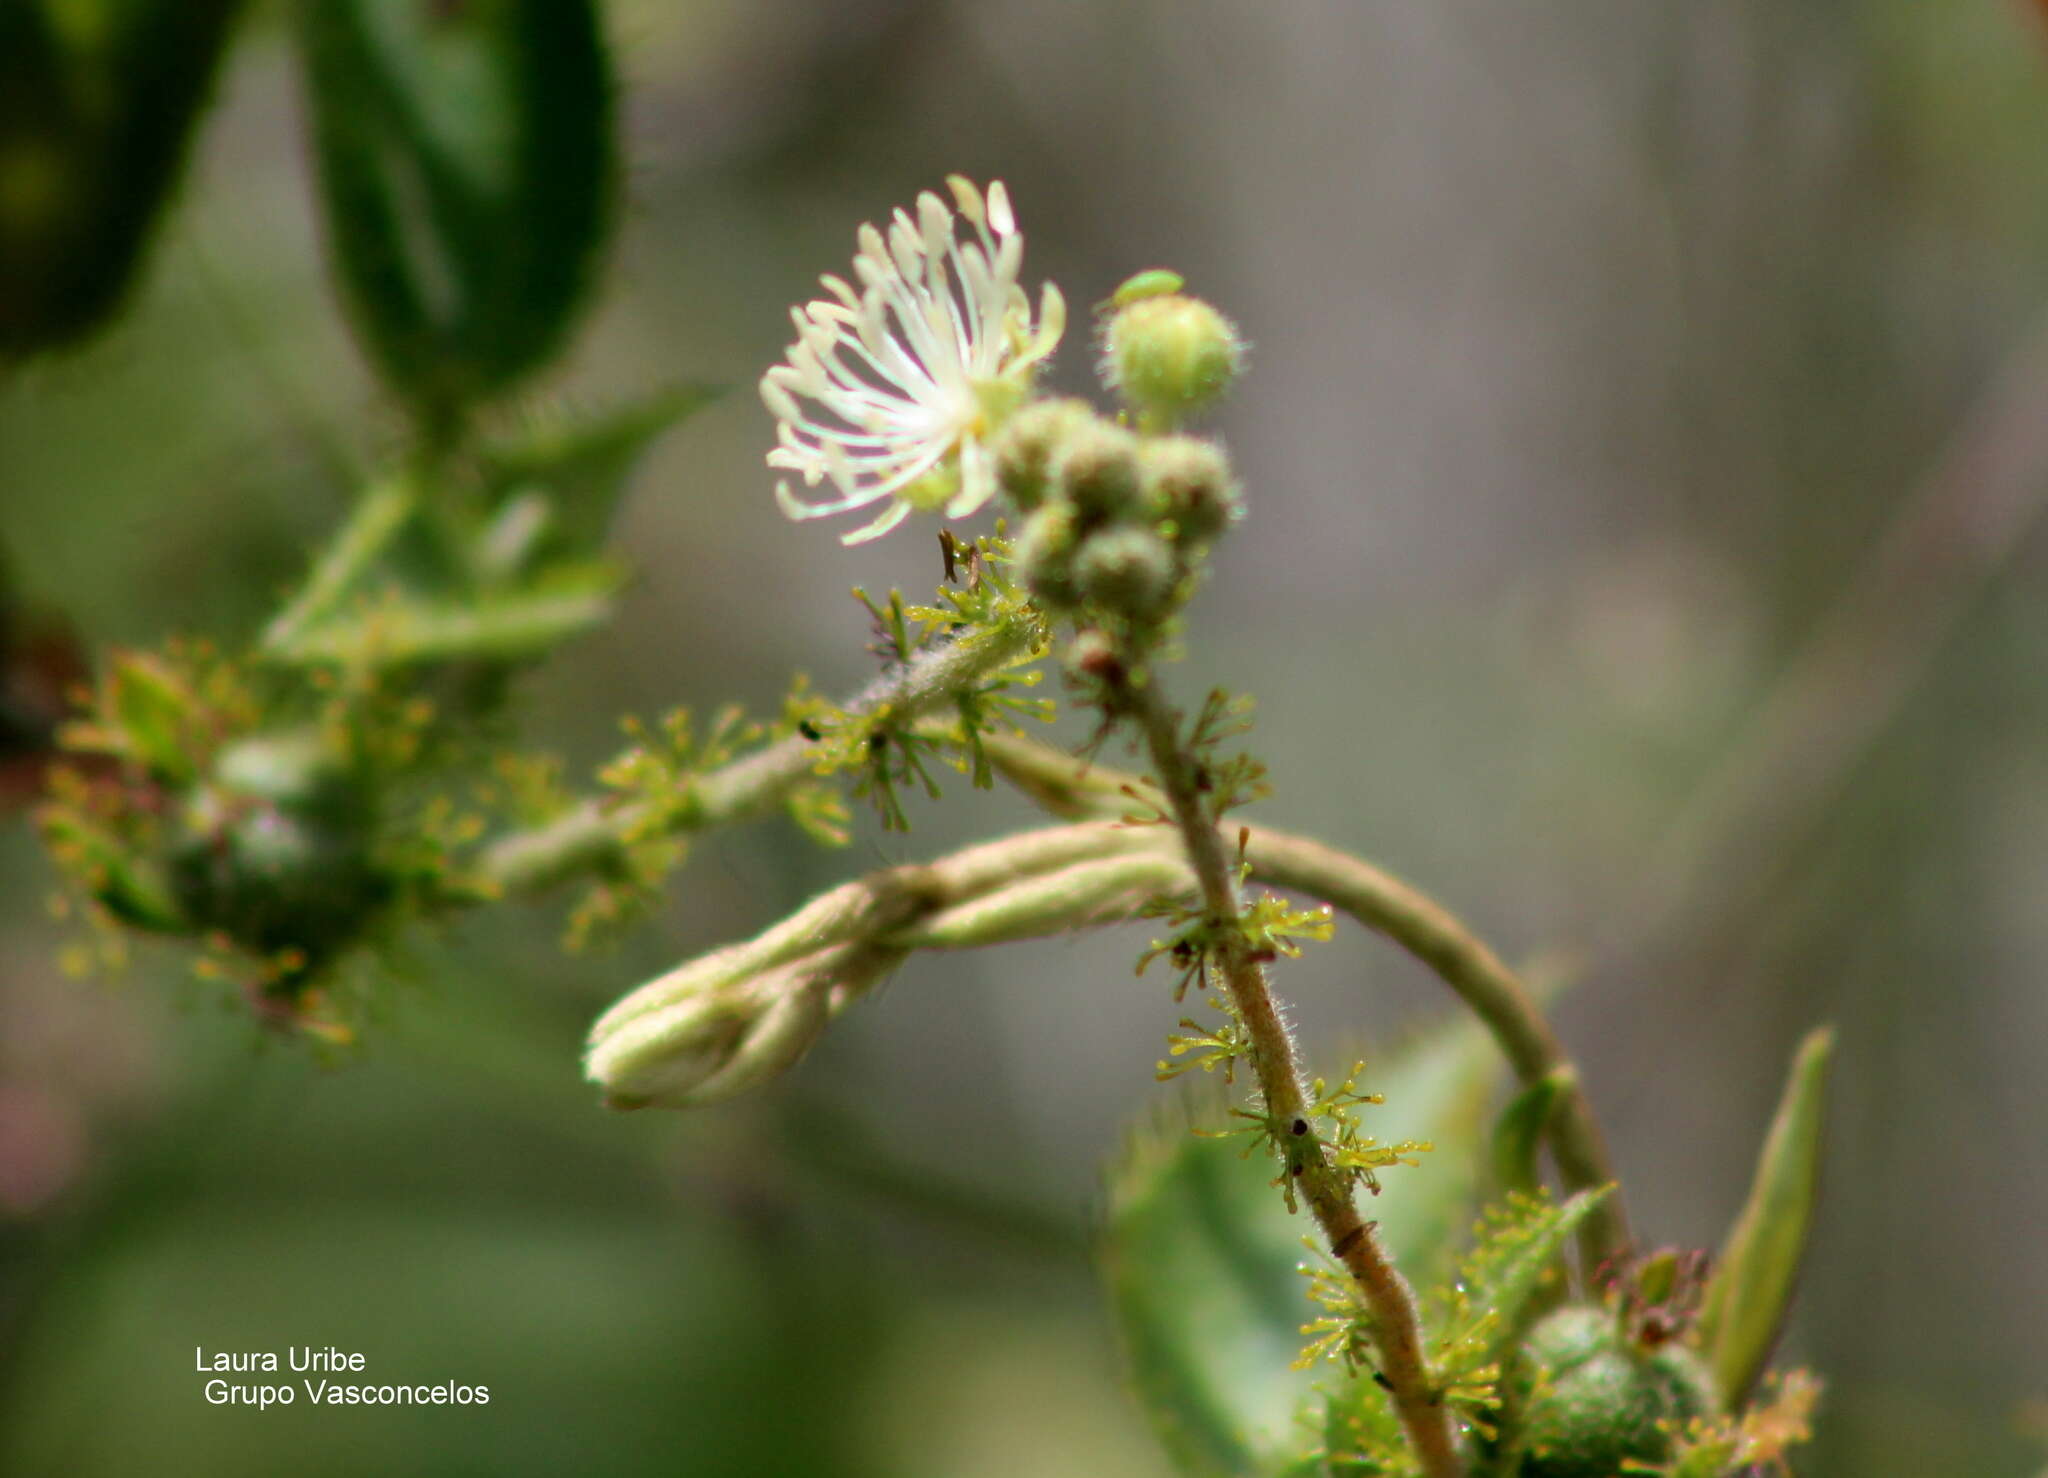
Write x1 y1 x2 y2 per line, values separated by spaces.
38 650 399 1029
999 401 1242 629
996 276 1246 633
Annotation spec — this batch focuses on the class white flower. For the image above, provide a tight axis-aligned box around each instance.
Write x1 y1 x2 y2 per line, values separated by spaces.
761 177 1066 544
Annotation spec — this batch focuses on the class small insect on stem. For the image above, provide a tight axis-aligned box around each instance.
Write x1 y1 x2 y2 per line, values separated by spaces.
937 528 985 590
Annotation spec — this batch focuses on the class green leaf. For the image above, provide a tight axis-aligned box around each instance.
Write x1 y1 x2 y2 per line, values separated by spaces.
1697 1026 1834 1409
1103 1016 1501 1476
40 810 186 933
1468 1185 1612 1343
296 0 615 420
105 652 204 783
261 475 418 653
477 386 721 561
0 0 247 357
266 574 620 668
1490 1068 1571 1200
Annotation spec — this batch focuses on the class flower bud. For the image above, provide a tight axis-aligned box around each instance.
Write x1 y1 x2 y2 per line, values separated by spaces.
1139 435 1242 546
1099 292 1245 423
1075 526 1179 621
1013 501 1083 610
1508 1306 1715 1478
587 943 900 1110
1051 418 1144 526
991 397 1098 513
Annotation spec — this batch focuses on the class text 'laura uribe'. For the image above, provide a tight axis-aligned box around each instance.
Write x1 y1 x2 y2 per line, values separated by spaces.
196 1348 489 1409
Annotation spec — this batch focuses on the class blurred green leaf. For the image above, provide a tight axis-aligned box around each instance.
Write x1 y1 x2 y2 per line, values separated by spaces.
477 386 722 562
1698 1026 1835 1410
103 651 205 783
296 0 615 422
40 809 186 932
0 0 246 358
1490 1067 1570 1200
265 571 621 668
1103 1016 1501 1477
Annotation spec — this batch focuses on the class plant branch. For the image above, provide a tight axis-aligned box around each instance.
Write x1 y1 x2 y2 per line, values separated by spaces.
969 725 1631 1268
1117 672 1463 1478
479 616 1043 895
1241 824 1627 1269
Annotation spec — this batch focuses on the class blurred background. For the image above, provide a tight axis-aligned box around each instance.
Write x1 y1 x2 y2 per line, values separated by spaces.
4 0 2048 1473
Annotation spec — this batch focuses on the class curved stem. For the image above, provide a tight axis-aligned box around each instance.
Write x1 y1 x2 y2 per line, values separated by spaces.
478 616 1043 895
1240 824 1628 1270
971 726 1631 1268
1119 673 1463 1478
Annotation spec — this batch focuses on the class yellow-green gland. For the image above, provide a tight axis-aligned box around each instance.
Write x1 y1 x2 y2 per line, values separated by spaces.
1014 501 1083 609
993 397 1099 513
1139 434 1242 545
1510 1306 1715 1478
1100 293 1245 422
1051 417 1144 526
1074 526 1178 620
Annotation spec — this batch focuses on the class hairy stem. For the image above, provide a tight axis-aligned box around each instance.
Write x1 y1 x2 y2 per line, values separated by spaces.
1119 673 1463 1478
1241 826 1628 1270
479 616 1042 894
971 726 1630 1268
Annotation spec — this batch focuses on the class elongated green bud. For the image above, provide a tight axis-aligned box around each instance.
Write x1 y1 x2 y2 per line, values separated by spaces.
589 823 1179 1108
588 943 901 1111
1699 1027 1835 1408
890 852 1193 950
296 0 616 423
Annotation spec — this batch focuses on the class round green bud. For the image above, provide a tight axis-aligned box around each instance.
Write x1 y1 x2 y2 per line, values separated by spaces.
1051 417 1144 526
1138 434 1242 545
167 730 390 966
1013 501 1083 610
1074 526 1179 621
992 397 1099 513
1511 1306 1715 1478
1099 292 1245 422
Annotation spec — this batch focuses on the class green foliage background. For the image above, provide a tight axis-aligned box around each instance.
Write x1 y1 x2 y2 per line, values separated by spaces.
4 1 2048 1473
